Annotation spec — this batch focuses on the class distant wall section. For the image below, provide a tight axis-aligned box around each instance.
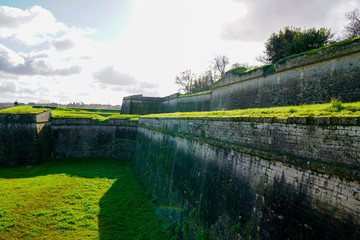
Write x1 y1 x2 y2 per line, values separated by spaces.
51 118 137 160
210 40 360 110
121 38 360 114
161 92 211 113
120 95 164 115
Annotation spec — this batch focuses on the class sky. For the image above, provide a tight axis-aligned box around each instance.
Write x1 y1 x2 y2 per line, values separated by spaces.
0 0 359 105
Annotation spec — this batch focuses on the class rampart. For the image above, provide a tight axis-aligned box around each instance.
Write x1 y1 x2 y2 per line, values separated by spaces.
0 113 137 167
0 111 51 167
0 111 360 239
121 37 360 114
134 116 360 239
2 38 360 239
51 118 137 160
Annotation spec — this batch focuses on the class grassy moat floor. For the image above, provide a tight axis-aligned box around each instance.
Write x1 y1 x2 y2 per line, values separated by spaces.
0 158 167 240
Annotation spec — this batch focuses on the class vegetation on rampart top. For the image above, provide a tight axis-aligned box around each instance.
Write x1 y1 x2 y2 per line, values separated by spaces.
143 99 360 119
0 158 167 239
50 107 140 121
215 36 360 85
179 90 212 98
0 106 140 121
0 105 49 114
258 26 334 64
277 35 360 63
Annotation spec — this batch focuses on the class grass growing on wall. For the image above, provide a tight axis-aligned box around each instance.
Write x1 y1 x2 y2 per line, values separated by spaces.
0 106 49 114
49 107 140 121
0 158 167 240
178 90 212 98
144 100 360 119
0 106 141 121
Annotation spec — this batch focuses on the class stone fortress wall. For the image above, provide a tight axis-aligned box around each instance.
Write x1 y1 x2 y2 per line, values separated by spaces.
121 37 360 114
2 110 358 239
1 38 360 239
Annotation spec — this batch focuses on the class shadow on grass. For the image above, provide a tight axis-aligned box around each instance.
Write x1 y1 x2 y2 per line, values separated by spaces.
0 158 167 240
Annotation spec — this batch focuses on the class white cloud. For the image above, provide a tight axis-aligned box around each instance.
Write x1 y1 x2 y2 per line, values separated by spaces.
0 6 67 45
221 0 360 41
92 66 137 86
0 44 81 76
0 1 358 105
52 39 75 51
0 81 17 93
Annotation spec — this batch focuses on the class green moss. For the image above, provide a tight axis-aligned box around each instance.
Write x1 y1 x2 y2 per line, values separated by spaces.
231 225 241 234
179 90 212 98
196 230 210 240
262 64 275 76
228 66 248 75
189 208 197 219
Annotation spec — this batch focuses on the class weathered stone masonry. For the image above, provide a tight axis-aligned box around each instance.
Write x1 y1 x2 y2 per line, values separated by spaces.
0 111 51 167
134 117 360 239
0 114 138 167
1 113 360 239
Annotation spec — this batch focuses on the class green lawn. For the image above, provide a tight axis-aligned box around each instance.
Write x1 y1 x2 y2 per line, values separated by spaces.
0 158 167 240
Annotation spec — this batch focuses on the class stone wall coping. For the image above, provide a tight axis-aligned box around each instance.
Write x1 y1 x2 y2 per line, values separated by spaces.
139 116 360 126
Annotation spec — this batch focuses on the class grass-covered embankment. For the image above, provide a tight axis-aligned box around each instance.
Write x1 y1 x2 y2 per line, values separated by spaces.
3 99 360 121
0 158 167 240
0 106 49 114
144 100 360 119
0 106 140 122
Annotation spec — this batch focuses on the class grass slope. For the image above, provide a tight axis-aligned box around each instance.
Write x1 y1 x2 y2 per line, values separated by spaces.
0 106 49 114
48 107 139 121
0 106 140 122
144 100 360 119
0 158 166 240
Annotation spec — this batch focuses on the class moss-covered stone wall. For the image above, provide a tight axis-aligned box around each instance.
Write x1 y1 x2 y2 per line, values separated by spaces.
210 51 360 110
0 111 51 167
140 117 360 168
0 114 138 167
51 118 137 160
161 93 211 113
133 117 360 239
121 94 165 114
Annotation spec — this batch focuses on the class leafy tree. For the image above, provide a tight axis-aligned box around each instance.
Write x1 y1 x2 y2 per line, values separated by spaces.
344 8 360 38
260 27 333 64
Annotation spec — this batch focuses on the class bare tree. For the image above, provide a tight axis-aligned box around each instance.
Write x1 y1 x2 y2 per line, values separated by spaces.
231 62 256 69
175 69 196 94
255 54 270 65
344 8 360 38
212 54 229 79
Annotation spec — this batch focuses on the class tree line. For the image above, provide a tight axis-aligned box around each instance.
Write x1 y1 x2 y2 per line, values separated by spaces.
175 8 360 94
